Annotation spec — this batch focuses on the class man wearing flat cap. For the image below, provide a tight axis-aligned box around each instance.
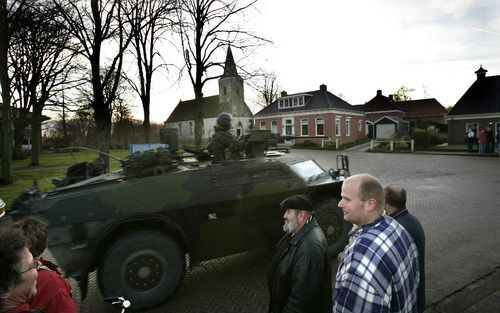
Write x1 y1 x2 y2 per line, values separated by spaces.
267 195 332 313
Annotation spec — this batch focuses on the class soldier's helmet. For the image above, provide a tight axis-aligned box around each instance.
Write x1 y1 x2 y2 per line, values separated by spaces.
216 112 233 131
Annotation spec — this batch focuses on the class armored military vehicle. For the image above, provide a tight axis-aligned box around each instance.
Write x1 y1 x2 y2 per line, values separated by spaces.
9 131 351 310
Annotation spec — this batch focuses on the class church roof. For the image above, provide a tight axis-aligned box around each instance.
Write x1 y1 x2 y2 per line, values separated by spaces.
166 95 220 122
222 46 239 77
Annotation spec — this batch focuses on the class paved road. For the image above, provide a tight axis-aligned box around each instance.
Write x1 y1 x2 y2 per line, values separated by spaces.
67 150 500 312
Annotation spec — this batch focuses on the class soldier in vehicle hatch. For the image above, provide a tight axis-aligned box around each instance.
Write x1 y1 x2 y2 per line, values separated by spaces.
207 113 239 162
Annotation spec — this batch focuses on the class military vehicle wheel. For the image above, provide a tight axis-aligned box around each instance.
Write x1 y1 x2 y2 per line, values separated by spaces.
98 231 184 310
315 199 351 257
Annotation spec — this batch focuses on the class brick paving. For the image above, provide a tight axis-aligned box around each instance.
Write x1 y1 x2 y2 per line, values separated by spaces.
67 150 500 312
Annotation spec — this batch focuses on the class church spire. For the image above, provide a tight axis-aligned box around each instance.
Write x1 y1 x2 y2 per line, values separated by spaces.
222 46 239 77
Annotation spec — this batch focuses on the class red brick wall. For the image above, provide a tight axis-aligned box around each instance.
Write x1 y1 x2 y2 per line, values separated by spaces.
255 112 366 145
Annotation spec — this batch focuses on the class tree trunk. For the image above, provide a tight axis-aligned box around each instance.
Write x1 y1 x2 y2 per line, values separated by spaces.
0 0 12 185
142 99 151 143
194 87 204 149
30 105 42 166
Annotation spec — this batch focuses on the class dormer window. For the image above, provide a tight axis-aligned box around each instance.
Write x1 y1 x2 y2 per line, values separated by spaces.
278 95 307 109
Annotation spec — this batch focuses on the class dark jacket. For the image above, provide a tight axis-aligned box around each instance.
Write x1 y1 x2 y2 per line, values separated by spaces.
267 218 332 313
390 208 426 313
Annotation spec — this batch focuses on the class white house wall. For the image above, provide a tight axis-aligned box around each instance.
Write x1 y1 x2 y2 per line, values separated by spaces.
165 116 253 141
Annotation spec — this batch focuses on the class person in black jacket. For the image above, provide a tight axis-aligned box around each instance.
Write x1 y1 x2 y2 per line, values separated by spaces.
384 184 426 313
267 195 332 313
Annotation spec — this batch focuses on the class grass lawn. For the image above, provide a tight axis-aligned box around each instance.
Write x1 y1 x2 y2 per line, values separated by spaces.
0 149 129 210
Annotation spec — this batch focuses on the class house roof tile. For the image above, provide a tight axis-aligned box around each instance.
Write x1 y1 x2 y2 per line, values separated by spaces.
448 75 500 115
254 88 362 116
396 98 446 118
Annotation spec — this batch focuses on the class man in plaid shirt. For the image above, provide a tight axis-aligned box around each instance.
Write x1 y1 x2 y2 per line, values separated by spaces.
334 174 419 313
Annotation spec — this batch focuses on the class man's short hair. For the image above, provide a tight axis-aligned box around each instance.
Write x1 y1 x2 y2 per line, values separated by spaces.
384 184 407 209
14 218 48 258
0 221 27 307
346 174 385 209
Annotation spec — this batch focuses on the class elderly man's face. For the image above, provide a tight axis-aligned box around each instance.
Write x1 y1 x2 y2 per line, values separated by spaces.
283 209 300 234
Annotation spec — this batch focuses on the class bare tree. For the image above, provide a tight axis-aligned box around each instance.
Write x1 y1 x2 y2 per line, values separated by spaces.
0 0 26 184
54 0 133 169
255 71 279 107
9 0 80 164
393 86 415 101
123 0 176 143
177 0 268 148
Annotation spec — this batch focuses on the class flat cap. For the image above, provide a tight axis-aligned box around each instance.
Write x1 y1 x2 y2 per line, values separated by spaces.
280 195 315 212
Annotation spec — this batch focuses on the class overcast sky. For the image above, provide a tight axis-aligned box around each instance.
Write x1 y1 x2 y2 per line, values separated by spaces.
144 0 500 122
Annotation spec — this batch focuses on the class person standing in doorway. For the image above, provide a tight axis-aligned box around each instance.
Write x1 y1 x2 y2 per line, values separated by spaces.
486 127 494 153
466 128 475 153
477 130 487 154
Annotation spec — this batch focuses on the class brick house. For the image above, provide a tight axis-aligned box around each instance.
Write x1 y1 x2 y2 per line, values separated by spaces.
165 47 253 142
395 99 447 128
356 90 446 138
447 66 500 144
253 84 365 146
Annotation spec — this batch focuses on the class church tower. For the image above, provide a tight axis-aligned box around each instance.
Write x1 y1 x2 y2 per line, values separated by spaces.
218 46 246 115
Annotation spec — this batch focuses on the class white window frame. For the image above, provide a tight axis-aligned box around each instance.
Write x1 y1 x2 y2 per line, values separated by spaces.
346 118 351 137
465 122 478 134
260 121 266 130
316 117 325 136
358 120 363 132
298 97 304 106
335 117 341 136
301 118 309 136
283 118 294 136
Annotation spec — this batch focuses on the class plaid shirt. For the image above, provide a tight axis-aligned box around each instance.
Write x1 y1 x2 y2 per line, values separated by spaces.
334 214 420 313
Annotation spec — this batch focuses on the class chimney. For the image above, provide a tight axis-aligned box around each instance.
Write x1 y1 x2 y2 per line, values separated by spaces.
388 95 394 101
320 84 327 92
376 90 382 96
475 65 487 80
281 91 287 97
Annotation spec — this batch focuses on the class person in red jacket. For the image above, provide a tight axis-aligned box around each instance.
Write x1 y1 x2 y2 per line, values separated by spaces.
14 218 76 313
477 129 487 154
0 221 40 313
